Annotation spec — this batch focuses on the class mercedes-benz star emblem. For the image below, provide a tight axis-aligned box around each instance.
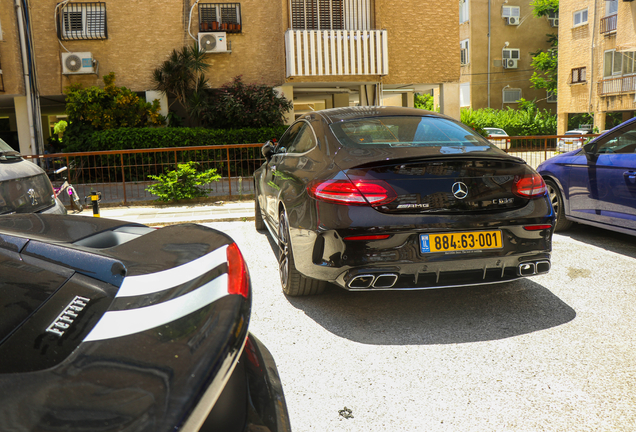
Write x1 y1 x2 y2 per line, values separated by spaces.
452 182 468 200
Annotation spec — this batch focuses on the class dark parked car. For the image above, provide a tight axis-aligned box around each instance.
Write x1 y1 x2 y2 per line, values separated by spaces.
254 107 554 296
0 138 66 215
0 214 290 432
538 117 636 235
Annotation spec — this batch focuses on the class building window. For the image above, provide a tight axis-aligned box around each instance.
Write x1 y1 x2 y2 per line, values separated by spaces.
571 67 587 84
606 0 618 16
602 50 636 77
291 0 345 30
503 88 521 103
199 3 241 32
460 0 469 24
573 8 588 27
547 91 557 103
460 39 469 65
57 2 107 40
502 6 520 25
547 10 558 27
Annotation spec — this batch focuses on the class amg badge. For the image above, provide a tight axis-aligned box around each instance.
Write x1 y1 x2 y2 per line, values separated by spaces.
46 296 90 337
397 203 430 209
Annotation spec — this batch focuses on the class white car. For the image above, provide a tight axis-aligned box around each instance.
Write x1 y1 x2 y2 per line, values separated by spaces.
484 127 510 148
556 129 592 153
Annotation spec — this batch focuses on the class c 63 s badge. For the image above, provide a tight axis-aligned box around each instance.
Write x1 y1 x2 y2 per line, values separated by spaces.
46 296 90 337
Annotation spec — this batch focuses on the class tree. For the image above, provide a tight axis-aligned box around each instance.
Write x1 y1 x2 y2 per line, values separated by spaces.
63 72 165 151
200 76 293 129
530 0 558 18
529 0 559 97
152 44 292 128
152 43 209 125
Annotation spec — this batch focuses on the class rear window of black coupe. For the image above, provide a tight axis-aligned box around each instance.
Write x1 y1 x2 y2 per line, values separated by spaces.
329 116 493 150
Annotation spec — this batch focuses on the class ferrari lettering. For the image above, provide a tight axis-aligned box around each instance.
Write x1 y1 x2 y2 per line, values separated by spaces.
46 296 90 337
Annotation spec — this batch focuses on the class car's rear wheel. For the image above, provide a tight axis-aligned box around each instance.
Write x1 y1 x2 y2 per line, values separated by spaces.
278 211 326 296
546 179 572 232
254 191 265 231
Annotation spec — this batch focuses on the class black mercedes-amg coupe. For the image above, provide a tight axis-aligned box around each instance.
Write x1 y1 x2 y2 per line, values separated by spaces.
0 214 290 432
254 106 554 296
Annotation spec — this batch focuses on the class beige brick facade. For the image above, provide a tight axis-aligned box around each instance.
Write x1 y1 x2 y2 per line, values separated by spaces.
460 0 556 112
0 0 460 153
558 0 636 134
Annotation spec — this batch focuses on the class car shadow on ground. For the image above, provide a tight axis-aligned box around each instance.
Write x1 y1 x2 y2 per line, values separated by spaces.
261 227 576 346
557 223 636 259
286 280 575 346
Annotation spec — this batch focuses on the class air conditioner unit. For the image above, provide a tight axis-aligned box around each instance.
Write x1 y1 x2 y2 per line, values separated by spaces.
503 58 518 69
549 18 559 27
198 32 227 53
506 16 520 25
61 52 96 74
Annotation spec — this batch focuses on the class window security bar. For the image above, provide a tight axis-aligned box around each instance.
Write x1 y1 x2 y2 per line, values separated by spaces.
199 3 242 33
56 2 107 41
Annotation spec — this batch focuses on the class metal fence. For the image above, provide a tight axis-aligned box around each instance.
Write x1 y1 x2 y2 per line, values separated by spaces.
25 135 594 206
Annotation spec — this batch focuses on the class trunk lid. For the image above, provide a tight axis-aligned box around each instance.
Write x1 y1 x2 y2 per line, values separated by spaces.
341 157 536 214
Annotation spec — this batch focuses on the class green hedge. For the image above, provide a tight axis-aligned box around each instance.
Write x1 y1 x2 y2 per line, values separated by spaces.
461 107 557 137
64 125 289 152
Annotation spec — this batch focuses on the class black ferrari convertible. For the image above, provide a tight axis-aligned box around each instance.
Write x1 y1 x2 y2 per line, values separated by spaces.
0 214 290 431
254 106 554 296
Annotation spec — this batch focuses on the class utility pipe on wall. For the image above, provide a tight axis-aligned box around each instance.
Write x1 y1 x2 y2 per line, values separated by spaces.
14 0 43 156
488 0 491 108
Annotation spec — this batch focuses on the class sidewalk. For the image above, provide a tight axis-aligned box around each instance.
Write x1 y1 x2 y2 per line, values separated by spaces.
75 200 255 226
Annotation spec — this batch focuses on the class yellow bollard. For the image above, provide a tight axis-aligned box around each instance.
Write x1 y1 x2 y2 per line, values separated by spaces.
85 191 102 217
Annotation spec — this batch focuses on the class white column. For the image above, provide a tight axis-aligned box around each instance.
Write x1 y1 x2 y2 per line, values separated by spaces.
439 83 461 121
146 90 169 121
275 85 295 125
14 96 32 155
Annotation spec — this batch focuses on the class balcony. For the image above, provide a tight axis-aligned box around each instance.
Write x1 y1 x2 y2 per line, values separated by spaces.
285 29 388 77
598 75 636 95
600 14 617 35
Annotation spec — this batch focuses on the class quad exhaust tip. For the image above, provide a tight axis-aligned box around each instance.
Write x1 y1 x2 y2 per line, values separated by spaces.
348 273 399 289
519 260 550 276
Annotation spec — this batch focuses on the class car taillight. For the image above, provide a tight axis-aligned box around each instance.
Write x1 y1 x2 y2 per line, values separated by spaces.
512 173 547 198
307 179 397 206
226 242 250 298
524 224 552 231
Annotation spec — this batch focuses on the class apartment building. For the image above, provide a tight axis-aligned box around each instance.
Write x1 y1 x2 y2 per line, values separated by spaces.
459 0 557 111
0 0 460 156
557 0 636 134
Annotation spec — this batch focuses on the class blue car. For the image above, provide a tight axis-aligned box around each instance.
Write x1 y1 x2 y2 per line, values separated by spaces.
537 118 636 235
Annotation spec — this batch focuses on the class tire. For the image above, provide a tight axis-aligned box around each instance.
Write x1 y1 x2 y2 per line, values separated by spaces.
546 179 572 232
69 187 84 212
278 211 326 296
254 192 266 231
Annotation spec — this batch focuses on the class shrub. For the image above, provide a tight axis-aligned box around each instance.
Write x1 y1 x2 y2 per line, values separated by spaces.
146 161 221 202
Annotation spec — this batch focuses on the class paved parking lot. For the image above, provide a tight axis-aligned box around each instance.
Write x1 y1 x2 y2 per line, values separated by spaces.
203 221 636 431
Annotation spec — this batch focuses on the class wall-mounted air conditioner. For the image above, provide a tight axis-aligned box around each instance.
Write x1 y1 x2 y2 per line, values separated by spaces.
198 32 228 53
61 52 96 74
506 16 520 25
503 58 518 69
502 6 521 25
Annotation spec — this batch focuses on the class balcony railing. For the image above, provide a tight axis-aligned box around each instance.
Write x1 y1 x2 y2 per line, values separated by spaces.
285 29 388 77
600 14 617 34
599 75 636 95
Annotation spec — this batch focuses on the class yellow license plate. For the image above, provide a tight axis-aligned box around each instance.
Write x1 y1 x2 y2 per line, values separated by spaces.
420 231 503 253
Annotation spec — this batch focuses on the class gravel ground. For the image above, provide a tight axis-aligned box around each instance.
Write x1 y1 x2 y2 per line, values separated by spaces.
204 221 636 432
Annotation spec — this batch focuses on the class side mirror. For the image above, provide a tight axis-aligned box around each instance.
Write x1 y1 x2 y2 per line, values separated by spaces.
583 141 597 162
262 141 275 160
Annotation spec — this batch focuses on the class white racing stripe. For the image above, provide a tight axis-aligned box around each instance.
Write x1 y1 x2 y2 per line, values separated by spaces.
84 274 229 342
116 245 228 298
